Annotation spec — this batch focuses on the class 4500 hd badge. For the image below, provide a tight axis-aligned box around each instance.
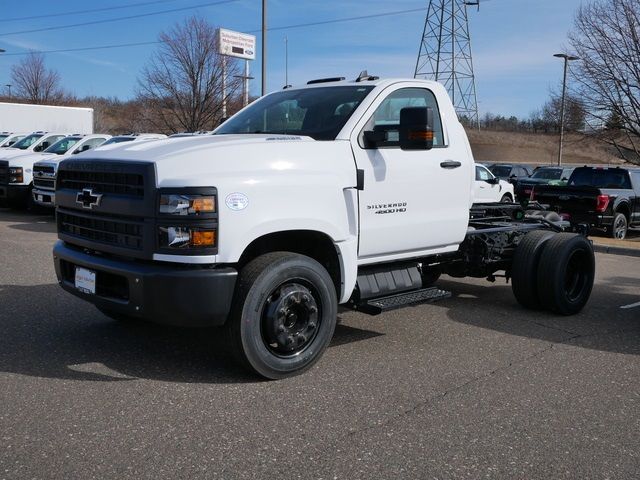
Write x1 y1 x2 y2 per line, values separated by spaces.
367 202 407 215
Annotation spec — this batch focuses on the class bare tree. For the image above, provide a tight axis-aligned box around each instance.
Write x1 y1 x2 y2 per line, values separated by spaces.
137 16 242 133
569 0 640 163
10 52 64 104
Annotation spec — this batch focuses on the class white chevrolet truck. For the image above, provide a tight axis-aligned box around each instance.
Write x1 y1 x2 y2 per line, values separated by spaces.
52 75 595 379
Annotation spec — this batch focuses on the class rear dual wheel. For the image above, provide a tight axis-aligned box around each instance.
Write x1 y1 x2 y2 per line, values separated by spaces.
512 231 595 315
225 252 338 379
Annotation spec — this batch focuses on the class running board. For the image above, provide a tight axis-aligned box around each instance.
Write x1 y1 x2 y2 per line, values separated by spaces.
354 286 452 316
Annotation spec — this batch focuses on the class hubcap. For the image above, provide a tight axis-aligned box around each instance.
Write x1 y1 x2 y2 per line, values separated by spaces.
262 283 320 356
614 216 627 239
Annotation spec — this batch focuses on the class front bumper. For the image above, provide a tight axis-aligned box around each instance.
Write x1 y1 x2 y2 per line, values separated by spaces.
53 241 237 326
32 188 55 207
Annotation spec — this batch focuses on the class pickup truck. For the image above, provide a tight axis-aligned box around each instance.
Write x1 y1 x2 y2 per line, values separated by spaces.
0 131 69 207
52 75 595 379
515 166 575 200
534 166 640 239
31 134 111 208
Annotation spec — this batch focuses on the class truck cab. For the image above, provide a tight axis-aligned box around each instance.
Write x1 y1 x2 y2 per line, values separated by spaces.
52 76 595 379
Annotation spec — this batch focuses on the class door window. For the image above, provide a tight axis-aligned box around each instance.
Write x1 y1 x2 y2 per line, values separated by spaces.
360 88 445 148
476 165 493 181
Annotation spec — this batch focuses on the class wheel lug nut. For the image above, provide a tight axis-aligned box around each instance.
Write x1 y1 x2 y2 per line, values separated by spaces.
278 308 286 317
277 325 285 333
302 294 310 303
308 322 316 330
286 336 294 345
309 306 317 313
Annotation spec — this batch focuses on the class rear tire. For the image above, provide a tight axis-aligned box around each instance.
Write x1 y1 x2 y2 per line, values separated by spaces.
537 233 595 315
225 252 338 379
611 212 628 240
511 230 556 309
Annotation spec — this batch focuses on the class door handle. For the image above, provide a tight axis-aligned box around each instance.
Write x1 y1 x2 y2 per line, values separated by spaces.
440 160 462 169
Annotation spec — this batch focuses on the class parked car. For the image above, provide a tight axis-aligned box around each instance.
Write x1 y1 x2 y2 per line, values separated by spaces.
488 163 533 185
474 164 515 203
32 134 112 208
534 166 640 239
515 166 575 200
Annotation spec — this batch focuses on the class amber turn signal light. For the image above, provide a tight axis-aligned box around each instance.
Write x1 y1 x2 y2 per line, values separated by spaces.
191 230 216 247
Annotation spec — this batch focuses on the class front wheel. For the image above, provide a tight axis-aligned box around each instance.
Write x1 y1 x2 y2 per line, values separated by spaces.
500 194 513 203
226 252 338 379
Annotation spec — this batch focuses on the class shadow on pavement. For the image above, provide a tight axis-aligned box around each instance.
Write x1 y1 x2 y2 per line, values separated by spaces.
1 208 56 233
439 274 640 355
0 283 381 383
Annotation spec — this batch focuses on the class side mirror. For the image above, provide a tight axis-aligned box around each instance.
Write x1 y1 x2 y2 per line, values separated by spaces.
487 177 499 185
363 129 387 148
399 107 434 151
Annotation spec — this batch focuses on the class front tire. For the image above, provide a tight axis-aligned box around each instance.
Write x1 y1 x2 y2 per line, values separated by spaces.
226 252 338 379
500 194 512 203
537 233 595 315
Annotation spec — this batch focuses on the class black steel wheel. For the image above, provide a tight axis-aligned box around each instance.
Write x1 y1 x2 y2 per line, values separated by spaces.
226 252 337 379
537 233 595 315
611 213 628 240
511 229 556 310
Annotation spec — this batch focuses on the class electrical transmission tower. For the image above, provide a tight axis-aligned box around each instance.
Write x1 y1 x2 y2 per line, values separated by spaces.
414 0 480 127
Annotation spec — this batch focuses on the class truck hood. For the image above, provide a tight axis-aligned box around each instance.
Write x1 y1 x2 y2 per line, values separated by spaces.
9 152 58 168
75 134 350 187
0 148 37 161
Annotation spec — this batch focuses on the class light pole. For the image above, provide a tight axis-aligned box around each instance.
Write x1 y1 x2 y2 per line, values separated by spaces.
554 53 579 166
284 35 288 87
261 0 267 96
5 84 11 97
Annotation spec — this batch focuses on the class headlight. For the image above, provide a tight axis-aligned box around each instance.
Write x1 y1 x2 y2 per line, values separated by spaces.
159 226 216 249
159 194 216 215
9 167 23 183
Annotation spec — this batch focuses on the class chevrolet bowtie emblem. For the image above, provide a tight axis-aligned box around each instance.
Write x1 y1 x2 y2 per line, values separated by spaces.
76 188 103 209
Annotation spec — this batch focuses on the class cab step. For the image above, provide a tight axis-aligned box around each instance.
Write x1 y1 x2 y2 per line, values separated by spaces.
354 286 452 316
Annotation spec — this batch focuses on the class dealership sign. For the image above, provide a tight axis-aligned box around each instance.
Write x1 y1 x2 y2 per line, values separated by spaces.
218 28 256 61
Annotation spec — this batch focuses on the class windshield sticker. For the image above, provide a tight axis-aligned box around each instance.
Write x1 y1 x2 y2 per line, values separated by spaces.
225 192 249 211
266 136 303 141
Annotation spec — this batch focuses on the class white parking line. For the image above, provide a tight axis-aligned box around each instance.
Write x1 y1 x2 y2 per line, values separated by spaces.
620 301 640 310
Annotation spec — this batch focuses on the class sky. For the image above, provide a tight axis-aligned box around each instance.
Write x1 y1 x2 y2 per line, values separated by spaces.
0 0 586 118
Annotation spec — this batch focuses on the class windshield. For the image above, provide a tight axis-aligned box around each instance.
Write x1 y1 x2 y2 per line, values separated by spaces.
44 136 81 155
0 135 8 142
215 86 375 140
102 137 136 145
531 168 562 180
489 165 512 178
12 134 44 150
568 168 631 189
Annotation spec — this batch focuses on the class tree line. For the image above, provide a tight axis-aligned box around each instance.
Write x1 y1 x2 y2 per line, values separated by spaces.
1 17 245 134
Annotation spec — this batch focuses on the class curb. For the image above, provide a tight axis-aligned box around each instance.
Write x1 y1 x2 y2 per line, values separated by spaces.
593 243 640 258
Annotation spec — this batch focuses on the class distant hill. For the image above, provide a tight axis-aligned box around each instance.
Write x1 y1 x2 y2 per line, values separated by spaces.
466 130 626 166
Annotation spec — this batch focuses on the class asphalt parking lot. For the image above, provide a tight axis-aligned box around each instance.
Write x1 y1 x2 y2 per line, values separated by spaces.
1 209 639 480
